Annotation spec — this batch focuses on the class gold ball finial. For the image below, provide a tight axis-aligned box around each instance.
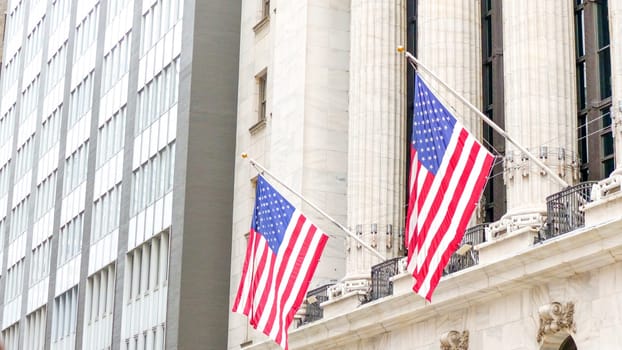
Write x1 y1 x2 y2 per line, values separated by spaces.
396 46 405 53
241 152 248 159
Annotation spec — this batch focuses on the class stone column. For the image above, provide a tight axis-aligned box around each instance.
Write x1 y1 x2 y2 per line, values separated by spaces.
611 0 622 175
417 0 484 226
345 0 406 284
417 0 483 138
499 1 578 229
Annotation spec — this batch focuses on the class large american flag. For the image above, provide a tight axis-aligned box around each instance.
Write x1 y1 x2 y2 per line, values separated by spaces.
232 176 328 349
406 74 494 301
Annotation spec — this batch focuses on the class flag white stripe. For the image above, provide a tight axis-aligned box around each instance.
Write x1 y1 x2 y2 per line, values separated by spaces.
416 148 489 297
414 126 462 236
415 133 475 269
233 232 261 314
256 211 310 332
273 229 325 346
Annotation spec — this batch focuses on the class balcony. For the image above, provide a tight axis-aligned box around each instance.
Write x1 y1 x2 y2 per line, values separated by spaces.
299 283 333 326
444 223 487 275
368 256 404 302
538 181 596 242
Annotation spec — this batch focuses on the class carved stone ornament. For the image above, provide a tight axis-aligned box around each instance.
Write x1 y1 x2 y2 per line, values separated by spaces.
440 330 469 350
537 302 576 343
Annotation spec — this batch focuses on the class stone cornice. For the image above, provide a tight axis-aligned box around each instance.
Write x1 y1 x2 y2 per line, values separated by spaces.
245 215 622 349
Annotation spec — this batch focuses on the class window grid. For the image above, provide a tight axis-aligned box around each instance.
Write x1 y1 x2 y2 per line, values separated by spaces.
34 171 57 221
4 259 25 302
24 307 47 350
15 136 35 180
5 0 25 39
9 197 30 242
97 107 126 168
52 286 78 344
24 19 44 65
107 0 131 24
20 76 41 121
30 238 52 285
0 163 11 197
68 71 95 128
85 264 115 325
2 323 20 350
91 184 122 243
135 59 179 134
140 0 183 56
126 231 169 303
101 33 131 95
74 4 100 60
63 142 89 196
46 43 68 93
50 0 72 31
2 50 22 93
0 106 17 147
131 142 175 217
40 107 63 156
58 213 84 266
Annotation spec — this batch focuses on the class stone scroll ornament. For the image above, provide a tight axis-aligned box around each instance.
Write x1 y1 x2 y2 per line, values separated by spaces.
537 302 576 343
440 330 469 350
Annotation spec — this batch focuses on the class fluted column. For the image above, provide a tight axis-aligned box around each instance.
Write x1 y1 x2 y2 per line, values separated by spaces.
611 0 622 175
346 0 406 281
417 0 484 226
417 0 483 137
501 1 577 222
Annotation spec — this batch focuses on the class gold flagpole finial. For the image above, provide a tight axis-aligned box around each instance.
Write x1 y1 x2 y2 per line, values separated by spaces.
241 152 248 159
396 45 405 53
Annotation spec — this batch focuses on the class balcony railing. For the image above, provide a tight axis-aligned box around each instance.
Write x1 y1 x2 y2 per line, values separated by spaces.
444 223 487 275
541 181 596 241
368 256 403 302
300 283 333 325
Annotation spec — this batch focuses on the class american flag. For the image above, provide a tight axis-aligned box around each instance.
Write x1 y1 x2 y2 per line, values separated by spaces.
406 74 494 301
232 176 328 349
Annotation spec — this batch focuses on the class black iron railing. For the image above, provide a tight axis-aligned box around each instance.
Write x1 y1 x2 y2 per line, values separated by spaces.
301 283 333 325
542 181 596 241
369 256 403 302
444 223 487 275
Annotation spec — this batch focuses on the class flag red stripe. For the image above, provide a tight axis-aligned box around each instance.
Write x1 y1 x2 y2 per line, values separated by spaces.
414 129 469 266
232 229 256 313
262 217 311 336
278 234 328 349
415 135 479 291
424 152 494 300
413 140 481 291
253 215 306 328
272 224 321 345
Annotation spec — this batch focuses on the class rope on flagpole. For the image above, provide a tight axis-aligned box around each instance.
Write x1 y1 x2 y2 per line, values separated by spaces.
396 46 570 189
241 153 388 261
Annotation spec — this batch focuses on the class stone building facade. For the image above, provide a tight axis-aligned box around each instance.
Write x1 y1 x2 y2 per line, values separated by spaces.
228 1 622 350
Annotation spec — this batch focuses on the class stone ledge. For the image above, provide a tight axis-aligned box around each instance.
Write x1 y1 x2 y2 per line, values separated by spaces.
243 215 622 349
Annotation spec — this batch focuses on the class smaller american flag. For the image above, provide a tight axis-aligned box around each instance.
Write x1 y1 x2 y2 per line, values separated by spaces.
232 176 328 349
406 74 494 301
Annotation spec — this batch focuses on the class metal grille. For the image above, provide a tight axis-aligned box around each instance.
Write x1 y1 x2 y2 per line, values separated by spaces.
543 181 595 240
302 283 333 325
444 224 487 275
369 257 403 302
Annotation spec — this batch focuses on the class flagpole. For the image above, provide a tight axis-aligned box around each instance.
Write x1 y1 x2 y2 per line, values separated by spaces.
241 153 387 261
397 46 570 189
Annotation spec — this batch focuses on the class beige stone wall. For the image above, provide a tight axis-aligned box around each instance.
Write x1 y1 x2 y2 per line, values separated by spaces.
417 0 482 137
502 1 578 218
314 262 622 350
228 0 350 348
346 0 406 279
611 0 622 173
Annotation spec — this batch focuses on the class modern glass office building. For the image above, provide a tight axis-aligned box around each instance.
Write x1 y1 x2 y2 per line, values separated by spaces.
0 0 240 348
